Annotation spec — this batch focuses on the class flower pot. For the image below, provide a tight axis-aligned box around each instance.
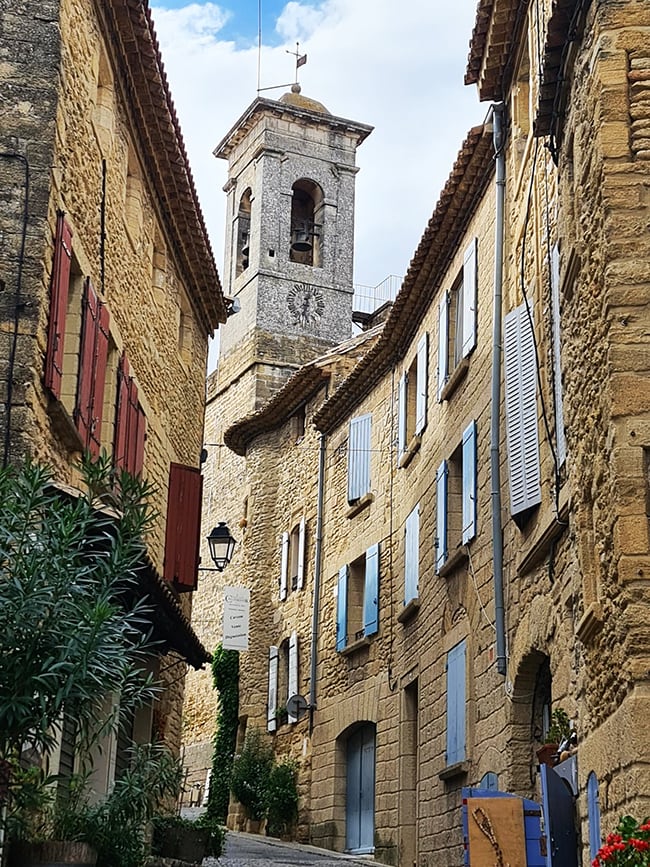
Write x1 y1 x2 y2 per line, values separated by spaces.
245 818 266 834
152 825 210 863
9 840 97 866
536 743 559 768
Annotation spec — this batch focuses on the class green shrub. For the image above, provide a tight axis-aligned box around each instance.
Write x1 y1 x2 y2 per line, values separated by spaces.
265 759 298 838
206 645 239 823
230 728 274 821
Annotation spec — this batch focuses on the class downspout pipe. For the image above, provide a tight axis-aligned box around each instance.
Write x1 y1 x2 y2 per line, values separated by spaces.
490 102 508 676
309 429 327 732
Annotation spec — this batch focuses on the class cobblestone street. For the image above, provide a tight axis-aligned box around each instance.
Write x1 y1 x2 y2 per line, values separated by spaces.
204 832 375 866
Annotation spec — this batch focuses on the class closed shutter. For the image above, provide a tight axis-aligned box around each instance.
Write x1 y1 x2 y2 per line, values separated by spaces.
280 532 289 601
267 646 279 733
74 280 109 457
115 353 147 476
437 293 449 400
504 302 541 517
336 565 348 651
587 772 601 860
348 414 371 501
446 639 466 765
415 333 428 435
296 516 306 590
363 542 380 637
436 461 448 573
397 373 407 458
404 505 419 604
44 213 73 398
462 238 477 357
462 420 477 544
288 631 298 723
550 244 567 466
163 463 203 592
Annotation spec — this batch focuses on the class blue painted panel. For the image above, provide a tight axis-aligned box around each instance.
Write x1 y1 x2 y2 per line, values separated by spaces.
446 640 466 765
540 764 579 867
587 772 601 861
346 725 375 854
336 565 348 652
363 543 379 636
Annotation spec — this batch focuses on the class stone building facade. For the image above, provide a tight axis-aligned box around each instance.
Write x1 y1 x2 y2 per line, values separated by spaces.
0 0 225 791
186 0 650 864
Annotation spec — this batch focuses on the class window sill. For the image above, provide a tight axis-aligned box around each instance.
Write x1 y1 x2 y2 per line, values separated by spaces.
437 546 469 578
398 435 422 469
48 397 85 454
576 600 604 644
346 492 374 518
439 357 470 403
517 493 570 575
438 760 470 782
340 635 371 657
397 597 420 624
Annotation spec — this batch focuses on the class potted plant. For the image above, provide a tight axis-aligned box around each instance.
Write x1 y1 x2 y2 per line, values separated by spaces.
150 812 225 863
230 728 274 833
265 758 299 840
536 708 572 768
274 706 289 728
593 816 650 865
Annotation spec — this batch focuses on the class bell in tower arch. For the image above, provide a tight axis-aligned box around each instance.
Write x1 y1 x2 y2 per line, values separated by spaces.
290 179 323 266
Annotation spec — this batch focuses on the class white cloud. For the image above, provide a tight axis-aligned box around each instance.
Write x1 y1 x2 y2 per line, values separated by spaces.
150 0 482 365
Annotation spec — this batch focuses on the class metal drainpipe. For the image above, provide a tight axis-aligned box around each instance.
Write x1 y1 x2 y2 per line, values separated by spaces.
491 102 508 676
309 429 327 732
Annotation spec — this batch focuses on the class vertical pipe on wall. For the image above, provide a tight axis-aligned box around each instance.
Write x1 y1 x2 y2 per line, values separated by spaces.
490 102 508 676
309 429 327 732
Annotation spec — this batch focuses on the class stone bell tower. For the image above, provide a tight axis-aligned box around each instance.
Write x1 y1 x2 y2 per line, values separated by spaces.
214 85 373 408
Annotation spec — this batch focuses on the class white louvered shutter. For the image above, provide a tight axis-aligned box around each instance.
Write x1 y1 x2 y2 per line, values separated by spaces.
438 294 449 400
504 302 541 517
279 532 289 601
462 420 477 543
288 631 298 723
550 244 567 466
436 461 448 573
404 505 419 604
398 373 407 459
267 646 279 732
462 238 478 357
348 414 371 501
296 517 306 590
415 333 428 435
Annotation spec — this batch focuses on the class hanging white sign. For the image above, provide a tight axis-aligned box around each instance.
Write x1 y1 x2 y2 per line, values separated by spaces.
222 586 250 651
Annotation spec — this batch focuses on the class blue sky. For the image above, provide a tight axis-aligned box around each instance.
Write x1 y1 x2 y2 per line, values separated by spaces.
153 0 294 47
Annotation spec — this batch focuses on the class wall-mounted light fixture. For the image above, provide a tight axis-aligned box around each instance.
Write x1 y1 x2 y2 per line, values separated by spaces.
206 522 236 572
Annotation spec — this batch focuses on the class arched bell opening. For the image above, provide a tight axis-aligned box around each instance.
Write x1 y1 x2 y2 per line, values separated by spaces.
235 188 252 277
289 179 323 267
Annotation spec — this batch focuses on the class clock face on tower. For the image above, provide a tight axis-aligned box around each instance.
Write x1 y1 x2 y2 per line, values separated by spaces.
287 282 325 328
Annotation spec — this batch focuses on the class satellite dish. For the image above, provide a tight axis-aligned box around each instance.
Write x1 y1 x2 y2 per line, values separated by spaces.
286 693 309 720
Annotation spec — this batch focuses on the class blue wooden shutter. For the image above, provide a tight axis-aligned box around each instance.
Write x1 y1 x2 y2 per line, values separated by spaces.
437 293 449 400
404 505 419 604
550 243 567 466
363 543 379 636
348 414 371 501
280 532 289 601
504 302 541 517
415 333 428 435
288 631 298 723
267 646 278 732
435 461 448 573
587 772 601 861
398 373 407 458
462 420 477 543
446 639 466 765
336 565 348 651
462 238 477 357
296 517 306 590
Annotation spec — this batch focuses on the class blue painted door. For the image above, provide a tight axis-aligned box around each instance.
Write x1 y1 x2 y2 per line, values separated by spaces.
346 725 375 853
540 765 579 867
461 788 546 867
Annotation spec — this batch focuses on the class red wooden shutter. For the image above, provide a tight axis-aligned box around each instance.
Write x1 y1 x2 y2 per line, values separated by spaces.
75 280 109 456
164 463 203 593
114 354 131 471
44 213 73 398
114 353 147 476
131 402 146 477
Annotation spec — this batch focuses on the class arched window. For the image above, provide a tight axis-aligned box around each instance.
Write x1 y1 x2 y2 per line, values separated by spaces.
587 772 601 860
235 189 251 277
289 179 323 267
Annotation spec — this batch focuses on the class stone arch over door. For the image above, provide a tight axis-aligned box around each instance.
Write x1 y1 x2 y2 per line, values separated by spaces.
507 649 553 795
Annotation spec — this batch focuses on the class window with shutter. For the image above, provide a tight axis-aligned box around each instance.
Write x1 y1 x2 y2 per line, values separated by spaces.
437 422 478 574
462 420 477 544
504 302 541 524
163 463 203 593
288 631 298 723
267 646 279 732
550 244 567 467
436 462 448 573
44 213 73 399
461 238 478 358
399 334 429 466
280 531 289 600
336 565 348 651
74 279 110 457
438 238 478 402
337 545 380 650
348 414 371 502
114 353 147 476
404 505 419 605
363 543 379 637
446 639 466 766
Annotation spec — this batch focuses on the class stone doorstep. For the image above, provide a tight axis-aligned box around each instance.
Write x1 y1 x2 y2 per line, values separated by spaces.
230 830 378 864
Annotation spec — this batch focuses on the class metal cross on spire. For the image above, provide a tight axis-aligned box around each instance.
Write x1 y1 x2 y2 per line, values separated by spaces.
286 41 308 84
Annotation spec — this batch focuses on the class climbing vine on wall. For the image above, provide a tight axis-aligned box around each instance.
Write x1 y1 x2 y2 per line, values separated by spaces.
205 644 240 823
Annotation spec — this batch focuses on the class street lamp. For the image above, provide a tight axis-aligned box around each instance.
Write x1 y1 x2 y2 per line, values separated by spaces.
206 522 236 572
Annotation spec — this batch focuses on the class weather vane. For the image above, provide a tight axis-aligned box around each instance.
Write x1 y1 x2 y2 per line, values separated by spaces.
286 41 308 84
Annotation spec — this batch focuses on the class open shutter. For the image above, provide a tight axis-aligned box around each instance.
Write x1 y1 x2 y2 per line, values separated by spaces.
267 646 279 732
504 302 541 517
404 505 419 604
163 463 203 592
436 461 448 573
280 532 289 601
44 213 73 398
288 631 298 723
115 354 147 476
462 421 477 543
131 402 146 477
397 373 407 458
550 244 567 466
336 565 348 651
437 293 449 400
348 414 371 501
75 280 108 456
363 543 379 637
462 237 477 357
587 772 601 860
415 333 428 435
446 639 466 765
296 517 306 590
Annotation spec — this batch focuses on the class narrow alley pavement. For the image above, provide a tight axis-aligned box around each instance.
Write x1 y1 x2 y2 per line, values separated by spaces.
205 831 377 866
